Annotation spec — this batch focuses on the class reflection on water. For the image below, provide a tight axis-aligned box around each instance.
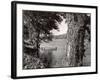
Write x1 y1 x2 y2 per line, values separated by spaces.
40 39 69 68
39 38 91 68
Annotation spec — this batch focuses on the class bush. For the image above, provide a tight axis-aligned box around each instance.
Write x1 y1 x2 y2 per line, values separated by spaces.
23 53 45 69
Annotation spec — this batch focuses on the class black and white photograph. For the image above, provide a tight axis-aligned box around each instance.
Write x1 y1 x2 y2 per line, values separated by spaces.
23 11 91 69
11 1 97 79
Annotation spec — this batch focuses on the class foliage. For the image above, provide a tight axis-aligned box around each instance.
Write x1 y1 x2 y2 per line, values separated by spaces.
23 51 53 69
23 10 62 57
23 53 45 69
23 10 62 42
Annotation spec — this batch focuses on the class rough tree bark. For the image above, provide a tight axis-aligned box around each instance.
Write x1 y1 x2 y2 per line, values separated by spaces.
65 13 88 66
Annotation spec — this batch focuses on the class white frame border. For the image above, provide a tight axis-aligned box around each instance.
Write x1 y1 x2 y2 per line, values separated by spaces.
16 3 97 77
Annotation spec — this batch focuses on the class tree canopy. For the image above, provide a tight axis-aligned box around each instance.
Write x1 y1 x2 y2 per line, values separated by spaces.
23 10 62 43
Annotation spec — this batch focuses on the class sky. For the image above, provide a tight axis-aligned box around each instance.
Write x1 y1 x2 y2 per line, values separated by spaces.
51 18 68 35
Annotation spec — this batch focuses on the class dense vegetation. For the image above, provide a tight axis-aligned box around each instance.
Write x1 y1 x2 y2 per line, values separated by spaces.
23 10 62 69
23 11 90 69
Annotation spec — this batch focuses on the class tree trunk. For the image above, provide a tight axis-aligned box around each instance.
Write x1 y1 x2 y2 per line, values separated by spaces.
66 14 86 66
36 31 40 58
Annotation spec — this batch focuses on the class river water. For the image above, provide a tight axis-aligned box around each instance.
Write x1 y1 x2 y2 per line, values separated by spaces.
40 39 69 68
